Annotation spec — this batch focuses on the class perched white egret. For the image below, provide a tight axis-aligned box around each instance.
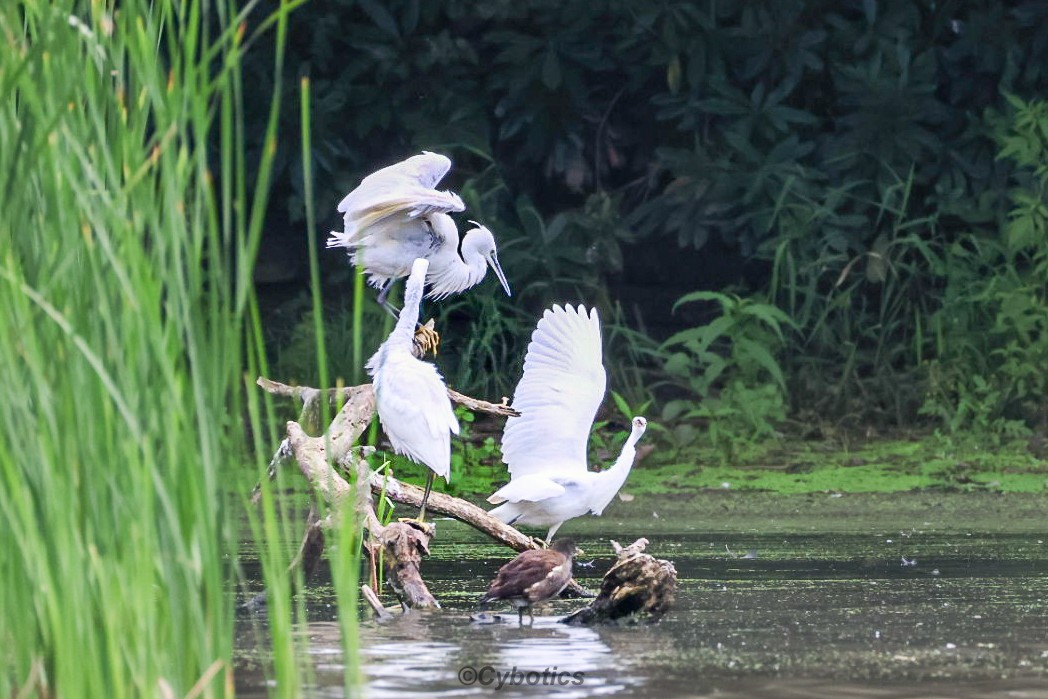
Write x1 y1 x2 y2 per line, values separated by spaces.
487 305 648 542
326 151 511 311
366 257 460 519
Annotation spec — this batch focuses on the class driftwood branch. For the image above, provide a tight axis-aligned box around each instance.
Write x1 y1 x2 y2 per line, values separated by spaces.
361 584 394 620
352 454 439 609
281 413 442 610
562 538 677 625
352 462 591 598
256 377 520 418
250 375 585 612
357 467 534 552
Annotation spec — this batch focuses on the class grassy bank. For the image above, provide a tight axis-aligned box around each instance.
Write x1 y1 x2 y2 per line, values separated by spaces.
373 418 1048 499
629 432 1048 495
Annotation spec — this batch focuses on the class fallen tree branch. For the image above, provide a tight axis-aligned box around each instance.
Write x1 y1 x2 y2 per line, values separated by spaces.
354 466 534 552
250 377 590 610
347 460 592 598
361 584 394 620
352 456 440 609
257 377 520 418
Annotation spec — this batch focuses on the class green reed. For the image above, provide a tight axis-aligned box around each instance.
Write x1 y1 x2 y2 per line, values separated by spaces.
0 1 337 697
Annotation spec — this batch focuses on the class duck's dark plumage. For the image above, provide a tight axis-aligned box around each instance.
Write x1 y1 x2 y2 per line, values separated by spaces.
480 539 579 623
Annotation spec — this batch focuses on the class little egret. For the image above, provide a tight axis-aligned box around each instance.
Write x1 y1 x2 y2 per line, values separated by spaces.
479 539 580 624
326 152 512 312
487 305 648 542
366 257 459 520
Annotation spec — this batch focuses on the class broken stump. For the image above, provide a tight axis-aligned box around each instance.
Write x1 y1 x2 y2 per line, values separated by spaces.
561 538 676 625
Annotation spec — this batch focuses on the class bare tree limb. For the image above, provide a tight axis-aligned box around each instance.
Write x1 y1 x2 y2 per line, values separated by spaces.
353 456 439 609
356 467 534 551
354 464 592 598
251 377 591 609
257 376 520 418
361 584 394 620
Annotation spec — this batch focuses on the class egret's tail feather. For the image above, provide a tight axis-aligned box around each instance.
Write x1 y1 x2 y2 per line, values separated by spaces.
488 502 519 524
325 229 356 249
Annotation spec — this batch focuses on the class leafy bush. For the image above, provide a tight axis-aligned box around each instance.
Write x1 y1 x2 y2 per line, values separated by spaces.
919 94 1048 435
661 292 796 459
251 0 1048 435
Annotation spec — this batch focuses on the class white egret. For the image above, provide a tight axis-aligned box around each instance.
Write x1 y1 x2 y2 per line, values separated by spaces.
487 305 648 542
326 152 511 312
366 257 460 520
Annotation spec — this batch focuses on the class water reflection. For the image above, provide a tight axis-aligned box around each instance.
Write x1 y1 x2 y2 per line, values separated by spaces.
234 494 1048 698
297 611 642 698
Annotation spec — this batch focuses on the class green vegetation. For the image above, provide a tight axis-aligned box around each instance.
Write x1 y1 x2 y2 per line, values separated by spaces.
386 416 1047 498
661 292 797 460
0 2 359 697
630 432 1048 496
255 1 1048 465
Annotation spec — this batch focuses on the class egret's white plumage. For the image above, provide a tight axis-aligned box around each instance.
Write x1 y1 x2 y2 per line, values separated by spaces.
367 258 459 485
488 305 648 541
335 151 464 235
326 152 511 307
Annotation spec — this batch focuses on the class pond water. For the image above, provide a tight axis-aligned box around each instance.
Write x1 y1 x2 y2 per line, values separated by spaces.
235 492 1048 698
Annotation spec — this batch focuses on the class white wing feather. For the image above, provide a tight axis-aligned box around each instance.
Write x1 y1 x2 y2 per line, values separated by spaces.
486 474 566 504
500 305 606 479
331 152 465 248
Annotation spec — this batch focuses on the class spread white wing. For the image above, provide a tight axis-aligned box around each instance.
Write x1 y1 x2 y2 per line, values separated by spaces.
333 152 464 246
500 305 606 479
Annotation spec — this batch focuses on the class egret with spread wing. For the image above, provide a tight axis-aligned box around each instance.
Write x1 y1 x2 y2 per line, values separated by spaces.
487 305 648 542
367 257 460 520
326 152 511 312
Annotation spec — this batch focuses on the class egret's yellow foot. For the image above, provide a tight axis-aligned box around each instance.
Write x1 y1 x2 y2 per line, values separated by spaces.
397 517 435 535
413 319 440 357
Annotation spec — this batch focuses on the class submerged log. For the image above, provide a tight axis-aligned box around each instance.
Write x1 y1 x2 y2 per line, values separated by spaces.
561 538 676 625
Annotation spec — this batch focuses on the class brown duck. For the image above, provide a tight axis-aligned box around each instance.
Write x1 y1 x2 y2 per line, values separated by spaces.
480 539 580 624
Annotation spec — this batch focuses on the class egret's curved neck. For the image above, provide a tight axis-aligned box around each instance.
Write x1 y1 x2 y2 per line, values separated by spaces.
391 267 425 344
429 233 487 298
458 238 489 283
588 428 644 515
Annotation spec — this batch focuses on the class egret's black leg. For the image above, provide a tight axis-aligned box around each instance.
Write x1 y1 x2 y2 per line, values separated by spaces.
376 279 400 319
418 471 435 522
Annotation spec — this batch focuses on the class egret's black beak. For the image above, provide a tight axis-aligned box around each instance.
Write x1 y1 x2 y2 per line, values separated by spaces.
487 252 512 297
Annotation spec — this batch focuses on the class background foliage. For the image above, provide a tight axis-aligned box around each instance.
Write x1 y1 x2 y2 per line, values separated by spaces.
251 0 1048 442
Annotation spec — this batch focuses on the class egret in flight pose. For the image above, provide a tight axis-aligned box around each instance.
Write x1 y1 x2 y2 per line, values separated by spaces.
487 305 648 543
326 151 512 313
367 257 459 520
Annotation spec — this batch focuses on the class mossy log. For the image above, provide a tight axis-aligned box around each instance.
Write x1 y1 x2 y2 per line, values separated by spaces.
561 538 676 625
